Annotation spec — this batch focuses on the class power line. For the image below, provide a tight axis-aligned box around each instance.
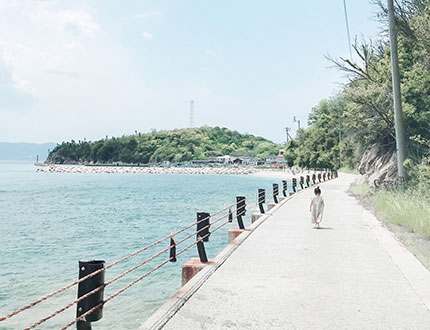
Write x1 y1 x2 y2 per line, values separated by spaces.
343 0 353 60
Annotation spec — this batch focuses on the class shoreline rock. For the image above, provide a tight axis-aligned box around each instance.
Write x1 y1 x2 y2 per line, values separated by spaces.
36 164 319 178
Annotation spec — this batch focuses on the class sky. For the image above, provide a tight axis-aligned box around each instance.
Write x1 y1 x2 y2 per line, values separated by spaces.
0 0 382 144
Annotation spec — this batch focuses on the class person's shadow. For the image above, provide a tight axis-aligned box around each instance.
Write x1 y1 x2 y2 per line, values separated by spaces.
316 227 334 230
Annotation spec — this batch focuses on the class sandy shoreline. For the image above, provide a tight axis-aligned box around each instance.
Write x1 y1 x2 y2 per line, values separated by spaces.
36 164 321 178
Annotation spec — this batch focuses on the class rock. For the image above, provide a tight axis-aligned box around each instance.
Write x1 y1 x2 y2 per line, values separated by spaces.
358 145 397 186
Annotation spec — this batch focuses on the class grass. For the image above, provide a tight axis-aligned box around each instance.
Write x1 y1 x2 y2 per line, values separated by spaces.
350 184 430 269
338 166 359 174
372 190 430 239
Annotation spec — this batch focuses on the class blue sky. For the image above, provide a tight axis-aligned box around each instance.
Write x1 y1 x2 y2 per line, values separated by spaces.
0 1 381 143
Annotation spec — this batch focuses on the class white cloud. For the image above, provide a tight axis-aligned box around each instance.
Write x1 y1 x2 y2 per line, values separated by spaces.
56 9 99 37
0 56 34 108
206 49 216 55
135 10 161 20
142 32 153 40
24 4 99 37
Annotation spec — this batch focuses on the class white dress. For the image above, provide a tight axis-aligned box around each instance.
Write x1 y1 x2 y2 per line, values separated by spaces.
311 196 324 223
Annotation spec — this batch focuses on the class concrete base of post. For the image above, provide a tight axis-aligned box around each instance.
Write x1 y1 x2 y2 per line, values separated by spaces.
252 213 263 223
182 258 214 286
289 192 295 196
268 202 277 211
228 228 246 244
279 196 287 201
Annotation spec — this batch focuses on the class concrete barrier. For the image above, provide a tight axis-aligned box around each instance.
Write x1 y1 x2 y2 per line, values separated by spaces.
252 213 263 223
268 202 277 211
182 258 214 286
228 228 245 244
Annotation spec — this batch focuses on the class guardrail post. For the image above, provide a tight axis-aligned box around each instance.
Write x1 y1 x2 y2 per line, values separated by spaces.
236 196 246 229
272 184 279 203
323 172 326 181
76 260 105 330
292 178 297 192
299 176 304 189
169 236 177 262
196 212 210 262
282 180 287 197
318 173 321 183
312 173 316 185
258 189 265 214
306 175 310 187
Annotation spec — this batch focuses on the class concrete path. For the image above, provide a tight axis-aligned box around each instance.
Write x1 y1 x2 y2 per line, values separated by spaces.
161 174 430 330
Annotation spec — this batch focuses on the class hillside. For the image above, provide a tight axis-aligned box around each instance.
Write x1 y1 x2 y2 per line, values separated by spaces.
46 126 280 164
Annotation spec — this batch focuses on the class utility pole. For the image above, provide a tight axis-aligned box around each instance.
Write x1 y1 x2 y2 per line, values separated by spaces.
387 0 406 179
343 0 353 60
189 100 195 128
285 127 292 143
338 106 342 169
293 116 301 130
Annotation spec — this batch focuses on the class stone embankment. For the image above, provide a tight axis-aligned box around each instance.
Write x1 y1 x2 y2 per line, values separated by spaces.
36 164 259 175
357 145 397 185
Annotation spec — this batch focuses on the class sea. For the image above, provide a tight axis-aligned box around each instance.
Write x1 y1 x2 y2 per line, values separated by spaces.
0 161 288 329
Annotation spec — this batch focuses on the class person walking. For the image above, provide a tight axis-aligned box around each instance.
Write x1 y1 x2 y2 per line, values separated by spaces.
309 186 324 229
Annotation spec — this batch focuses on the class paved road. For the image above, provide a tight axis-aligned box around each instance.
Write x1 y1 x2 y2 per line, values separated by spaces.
162 174 430 330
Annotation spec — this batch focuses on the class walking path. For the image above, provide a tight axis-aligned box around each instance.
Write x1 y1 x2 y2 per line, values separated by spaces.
153 174 430 329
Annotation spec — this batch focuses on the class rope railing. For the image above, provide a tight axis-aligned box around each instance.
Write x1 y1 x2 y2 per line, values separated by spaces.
2 171 339 329
1 197 247 330
0 199 241 325
61 209 245 330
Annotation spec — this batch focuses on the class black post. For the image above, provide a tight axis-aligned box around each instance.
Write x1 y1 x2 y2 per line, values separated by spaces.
197 238 208 263
323 172 326 181
196 212 210 262
272 183 279 203
292 178 297 192
169 237 177 262
299 176 304 190
258 189 265 214
76 260 105 330
312 173 316 184
282 180 287 197
197 212 210 242
306 175 310 187
236 196 246 229
318 173 321 183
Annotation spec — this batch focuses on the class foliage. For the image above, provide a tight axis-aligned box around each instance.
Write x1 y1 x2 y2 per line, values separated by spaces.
285 99 358 170
290 0 430 171
46 126 280 164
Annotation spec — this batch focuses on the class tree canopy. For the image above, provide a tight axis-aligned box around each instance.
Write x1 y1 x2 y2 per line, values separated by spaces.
286 0 430 171
46 126 280 164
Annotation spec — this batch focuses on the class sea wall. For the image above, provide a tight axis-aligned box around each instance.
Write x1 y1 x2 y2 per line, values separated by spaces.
36 164 258 175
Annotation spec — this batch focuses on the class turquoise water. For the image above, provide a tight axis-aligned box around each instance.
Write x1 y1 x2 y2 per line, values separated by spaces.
0 162 287 329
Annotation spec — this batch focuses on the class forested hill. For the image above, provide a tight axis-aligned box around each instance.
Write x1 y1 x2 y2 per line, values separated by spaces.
46 126 280 164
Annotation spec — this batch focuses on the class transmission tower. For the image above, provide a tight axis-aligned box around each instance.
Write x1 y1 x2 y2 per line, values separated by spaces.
285 127 293 143
189 100 194 128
